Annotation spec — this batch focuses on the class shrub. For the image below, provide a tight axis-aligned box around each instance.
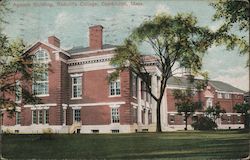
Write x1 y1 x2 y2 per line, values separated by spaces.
192 116 217 130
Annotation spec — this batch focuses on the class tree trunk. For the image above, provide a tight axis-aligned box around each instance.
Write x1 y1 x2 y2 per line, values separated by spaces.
185 115 188 130
156 101 162 132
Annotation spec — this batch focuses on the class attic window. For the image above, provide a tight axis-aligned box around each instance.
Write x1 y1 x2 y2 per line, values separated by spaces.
225 93 231 99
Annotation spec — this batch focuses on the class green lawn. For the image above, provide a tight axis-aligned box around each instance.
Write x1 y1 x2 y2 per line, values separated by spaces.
2 130 250 159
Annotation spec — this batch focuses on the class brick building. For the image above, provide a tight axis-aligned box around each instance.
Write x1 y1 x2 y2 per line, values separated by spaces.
1 25 245 133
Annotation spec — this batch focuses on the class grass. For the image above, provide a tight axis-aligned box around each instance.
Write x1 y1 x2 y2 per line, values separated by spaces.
2 130 250 159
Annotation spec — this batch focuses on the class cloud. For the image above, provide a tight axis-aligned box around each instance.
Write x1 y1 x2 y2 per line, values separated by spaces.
155 4 171 15
214 73 249 91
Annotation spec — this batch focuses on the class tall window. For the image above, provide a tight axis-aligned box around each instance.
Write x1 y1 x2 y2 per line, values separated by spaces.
206 98 213 108
15 80 22 102
32 110 37 124
38 110 43 124
131 74 137 97
72 77 82 98
217 92 223 99
111 108 119 123
74 109 81 122
33 50 49 95
110 80 120 96
225 93 231 99
16 112 21 125
44 110 49 124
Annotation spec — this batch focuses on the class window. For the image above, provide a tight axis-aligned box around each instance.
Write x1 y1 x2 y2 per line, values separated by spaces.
38 110 43 124
72 77 82 98
33 50 49 96
92 130 99 133
74 109 81 122
111 108 119 123
110 80 120 96
44 110 49 124
225 93 231 99
15 80 22 102
217 92 223 99
227 115 231 123
237 115 241 123
131 74 137 98
32 110 37 124
206 98 213 108
170 115 175 123
112 130 119 133
16 112 21 125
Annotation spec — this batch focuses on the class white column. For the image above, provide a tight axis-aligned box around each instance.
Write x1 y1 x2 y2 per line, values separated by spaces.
137 78 142 124
145 109 149 125
151 74 157 124
62 105 67 126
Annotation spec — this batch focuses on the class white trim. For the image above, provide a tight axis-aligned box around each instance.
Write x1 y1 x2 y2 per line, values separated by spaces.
35 94 50 97
71 97 82 100
109 104 121 108
24 103 57 108
70 73 83 77
215 90 244 95
69 48 115 56
69 102 125 107
107 69 116 74
131 102 138 107
72 106 81 110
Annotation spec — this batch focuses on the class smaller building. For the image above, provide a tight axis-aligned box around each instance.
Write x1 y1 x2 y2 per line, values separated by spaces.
165 76 245 131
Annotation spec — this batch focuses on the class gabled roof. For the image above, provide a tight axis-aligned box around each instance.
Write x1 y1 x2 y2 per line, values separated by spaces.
209 80 245 93
167 76 245 93
67 44 117 54
24 41 70 57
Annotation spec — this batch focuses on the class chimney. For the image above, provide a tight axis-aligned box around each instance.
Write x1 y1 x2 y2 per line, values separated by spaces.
48 36 60 48
89 25 103 50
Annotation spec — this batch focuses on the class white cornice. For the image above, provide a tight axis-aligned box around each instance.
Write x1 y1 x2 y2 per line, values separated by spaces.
69 102 126 107
24 103 57 108
70 48 115 56
215 90 244 95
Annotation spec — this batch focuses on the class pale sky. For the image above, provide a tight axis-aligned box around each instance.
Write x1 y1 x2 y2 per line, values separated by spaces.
4 0 249 91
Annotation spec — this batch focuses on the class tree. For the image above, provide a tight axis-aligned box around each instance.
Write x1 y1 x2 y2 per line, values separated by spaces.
205 102 226 123
110 13 214 132
0 1 39 158
173 88 202 130
210 0 249 64
234 103 250 129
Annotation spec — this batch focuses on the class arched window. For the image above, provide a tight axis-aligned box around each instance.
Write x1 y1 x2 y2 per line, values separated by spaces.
32 49 49 96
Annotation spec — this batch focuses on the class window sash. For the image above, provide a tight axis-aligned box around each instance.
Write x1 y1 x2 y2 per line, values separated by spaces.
72 77 82 98
15 80 22 102
38 110 43 124
110 81 120 96
74 109 81 122
16 112 21 125
32 111 37 124
44 110 49 124
111 108 119 123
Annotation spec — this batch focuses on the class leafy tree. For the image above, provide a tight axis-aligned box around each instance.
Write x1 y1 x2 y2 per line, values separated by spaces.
205 102 226 123
110 13 214 132
234 103 250 129
173 88 202 130
210 0 249 64
0 1 39 158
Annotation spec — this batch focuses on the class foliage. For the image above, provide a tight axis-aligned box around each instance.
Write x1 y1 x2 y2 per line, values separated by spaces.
210 0 249 65
173 88 202 130
205 103 226 122
234 103 250 129
192 116 218 130
110 13 215 132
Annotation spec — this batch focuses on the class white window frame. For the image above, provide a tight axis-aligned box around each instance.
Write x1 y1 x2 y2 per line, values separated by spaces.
111 107 120 123
227 115 231 123
32 49 49 97
71 76 82 99
16 112 21 125
32 110 37 124
237 115 241 123
15 80 22 103
73 109 81 122
217 92 223 99
109 79 121 97
225 93 231 99
38 110 43 124
44 109 49 124
206 98 213 108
